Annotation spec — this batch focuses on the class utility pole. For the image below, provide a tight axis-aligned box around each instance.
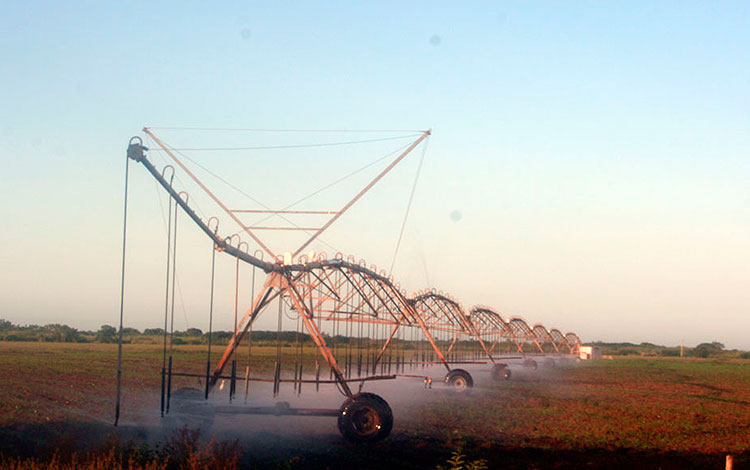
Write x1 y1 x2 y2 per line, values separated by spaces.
680 338 684 358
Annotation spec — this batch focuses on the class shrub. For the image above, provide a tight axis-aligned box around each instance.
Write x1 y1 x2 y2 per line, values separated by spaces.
3 334 32 342
163 428 239 470
617 348 639 356
0 429 239 470
693 346 711 358
436 447 488 470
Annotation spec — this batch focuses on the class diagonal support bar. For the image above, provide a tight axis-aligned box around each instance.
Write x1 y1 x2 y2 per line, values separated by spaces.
144 128 277 259
293 130 431 257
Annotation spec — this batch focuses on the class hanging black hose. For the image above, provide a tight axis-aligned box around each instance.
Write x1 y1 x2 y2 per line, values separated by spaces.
414 328 418 370
357 350 362 378
330 309 338 381
274 293 283 397
166 355 173 413
380 324 386 374
205 240 217 400
365 320 371 375
294 313 302 392
273 362 281 397
245 263 256 403
357 317 362 377
165 198 180 414
346 313 352 378
243 365 250 404
169 197 179 350
315 360 320 392
230 360 236 401
297 364 303 396
311 284 321 394
160 170 174 418
115 138 136 427
233 257 240 336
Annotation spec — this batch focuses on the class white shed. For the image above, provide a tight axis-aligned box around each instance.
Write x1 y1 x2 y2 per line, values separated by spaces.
578 346 601 360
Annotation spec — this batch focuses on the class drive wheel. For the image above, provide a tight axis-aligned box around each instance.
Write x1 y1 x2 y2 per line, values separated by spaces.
444 369 473 391
491 363 511 381
544 358 556 368
524 359 538 370
338 393 393 443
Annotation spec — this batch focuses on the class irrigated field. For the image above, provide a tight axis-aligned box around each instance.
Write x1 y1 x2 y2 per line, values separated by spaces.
2 342 750 469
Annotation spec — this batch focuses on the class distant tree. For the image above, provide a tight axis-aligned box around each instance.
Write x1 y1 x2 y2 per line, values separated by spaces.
40 324 82 342
694 346 710 358
121 327 140 335
740 351 750 360
694 342 724 357
185 328 203 336
61 324 81 342
203 331 232 341
0 319 13 331
96 325 117 343
692 342 724 358
143 328 165 336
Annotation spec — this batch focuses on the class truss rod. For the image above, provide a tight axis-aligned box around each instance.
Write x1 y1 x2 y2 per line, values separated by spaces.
248 226 323 231
231 209 340 215
143 128 277 259
293 130 431 257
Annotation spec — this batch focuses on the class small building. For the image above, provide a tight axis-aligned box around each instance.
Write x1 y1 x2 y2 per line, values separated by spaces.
579 346 602 360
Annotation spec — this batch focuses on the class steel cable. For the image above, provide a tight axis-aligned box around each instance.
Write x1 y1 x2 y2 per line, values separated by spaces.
389 136 430 275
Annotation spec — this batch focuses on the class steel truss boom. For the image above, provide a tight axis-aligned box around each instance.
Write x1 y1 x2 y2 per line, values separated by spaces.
126 135 582 403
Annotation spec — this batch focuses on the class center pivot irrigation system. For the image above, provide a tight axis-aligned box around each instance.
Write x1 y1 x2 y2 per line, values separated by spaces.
115 128 581 442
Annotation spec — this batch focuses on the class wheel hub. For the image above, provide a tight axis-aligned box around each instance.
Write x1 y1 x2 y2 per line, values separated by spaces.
453 377 467 390
352 406 380 436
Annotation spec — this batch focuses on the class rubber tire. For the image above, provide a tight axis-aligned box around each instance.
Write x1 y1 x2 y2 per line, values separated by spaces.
444 369 474 391
163 387 215 431
524 359 538 370
338 393 393 443
491 363 511 381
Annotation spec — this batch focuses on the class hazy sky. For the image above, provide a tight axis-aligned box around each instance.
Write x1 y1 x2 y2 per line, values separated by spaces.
0 2 748 347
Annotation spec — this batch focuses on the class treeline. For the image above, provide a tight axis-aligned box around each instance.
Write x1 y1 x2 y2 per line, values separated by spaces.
0 319 321 345
3 319 748 358
589 340 750 359
0 319 432 347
